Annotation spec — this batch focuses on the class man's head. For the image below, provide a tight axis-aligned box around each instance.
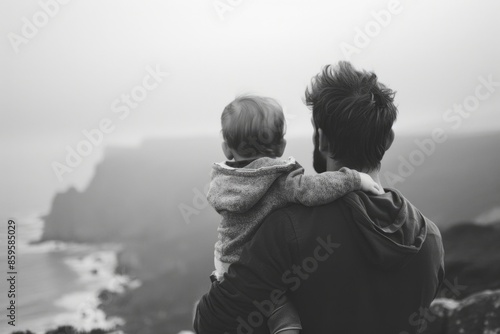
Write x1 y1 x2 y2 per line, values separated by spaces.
221 95 286 161
305 61 397 173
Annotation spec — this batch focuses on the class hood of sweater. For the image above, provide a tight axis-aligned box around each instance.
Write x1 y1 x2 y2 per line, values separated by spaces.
342 187 442 270
207 157 297 214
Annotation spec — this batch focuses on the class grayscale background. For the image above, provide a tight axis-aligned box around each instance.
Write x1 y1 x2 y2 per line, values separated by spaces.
1 1 499 333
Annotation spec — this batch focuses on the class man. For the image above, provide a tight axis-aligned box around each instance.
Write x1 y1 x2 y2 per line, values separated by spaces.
194 61 445 334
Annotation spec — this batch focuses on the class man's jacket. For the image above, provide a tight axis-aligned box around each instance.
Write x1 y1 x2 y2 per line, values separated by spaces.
194 188 445 334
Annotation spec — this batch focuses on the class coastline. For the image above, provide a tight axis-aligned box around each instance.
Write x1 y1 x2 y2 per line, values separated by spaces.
6 217 140 334
48 245 139 332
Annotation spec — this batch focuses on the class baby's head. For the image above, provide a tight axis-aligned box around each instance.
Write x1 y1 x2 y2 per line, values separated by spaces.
221 95 286 161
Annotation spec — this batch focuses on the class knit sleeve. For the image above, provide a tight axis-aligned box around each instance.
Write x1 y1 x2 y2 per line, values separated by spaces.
284 167 361 206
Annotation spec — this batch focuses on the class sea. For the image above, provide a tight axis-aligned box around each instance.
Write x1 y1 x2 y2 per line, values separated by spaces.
0 215 140 334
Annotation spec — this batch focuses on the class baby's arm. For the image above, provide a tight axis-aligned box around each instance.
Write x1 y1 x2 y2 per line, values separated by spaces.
285 166 382 206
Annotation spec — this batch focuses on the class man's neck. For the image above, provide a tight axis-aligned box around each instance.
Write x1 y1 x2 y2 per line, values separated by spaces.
326 159 383 189
367 172 383 189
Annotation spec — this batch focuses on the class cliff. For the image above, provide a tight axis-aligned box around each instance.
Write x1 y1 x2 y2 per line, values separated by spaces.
41 137 223 245
39 133 500 333
437 221 500 299
424 290 500 334
42 133 500 245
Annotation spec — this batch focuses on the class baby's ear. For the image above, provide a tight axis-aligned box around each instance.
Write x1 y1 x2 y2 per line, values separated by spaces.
221 141 234 160
275 139 287 158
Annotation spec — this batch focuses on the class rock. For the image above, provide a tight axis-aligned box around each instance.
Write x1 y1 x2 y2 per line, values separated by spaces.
438 222 500 299
41 138 221 245
38 134 500 332
424 289 500 334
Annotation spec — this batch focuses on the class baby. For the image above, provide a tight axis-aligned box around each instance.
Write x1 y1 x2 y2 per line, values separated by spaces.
206 95 381 334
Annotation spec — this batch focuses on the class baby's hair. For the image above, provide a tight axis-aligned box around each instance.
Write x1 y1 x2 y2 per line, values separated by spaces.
221 95 286 158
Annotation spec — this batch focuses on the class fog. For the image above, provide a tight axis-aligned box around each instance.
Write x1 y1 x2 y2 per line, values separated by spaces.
2 0 500 217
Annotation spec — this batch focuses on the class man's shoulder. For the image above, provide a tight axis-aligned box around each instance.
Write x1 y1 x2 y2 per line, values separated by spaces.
257 204 307 239
262 201 346 232
266 203 314 221
279 199 346 214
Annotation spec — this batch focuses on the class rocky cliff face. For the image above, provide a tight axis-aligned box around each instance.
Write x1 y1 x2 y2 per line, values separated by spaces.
424 290 500 334
40 134 500 333
421 222 500 334
438 222 500 299
41 138 222 245
42 133 500 244
41 138 224 333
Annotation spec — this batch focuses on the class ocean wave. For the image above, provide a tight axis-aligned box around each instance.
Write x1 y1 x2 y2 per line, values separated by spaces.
48 247 141 332
48 291 125 331
17 242 140 333
19 240 98 254
7 216 140 333
52 291 125 332
63 249 141 293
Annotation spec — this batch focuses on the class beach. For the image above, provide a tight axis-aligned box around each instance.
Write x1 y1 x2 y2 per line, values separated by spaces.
1 216 139 334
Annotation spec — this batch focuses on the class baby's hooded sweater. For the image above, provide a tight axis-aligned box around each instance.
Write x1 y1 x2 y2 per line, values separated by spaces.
207 156 361 265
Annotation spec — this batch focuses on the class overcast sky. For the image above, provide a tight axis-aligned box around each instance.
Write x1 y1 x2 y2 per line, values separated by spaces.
1 0 499 216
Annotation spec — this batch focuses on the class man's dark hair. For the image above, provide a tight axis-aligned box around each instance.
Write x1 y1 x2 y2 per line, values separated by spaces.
305 61 398 171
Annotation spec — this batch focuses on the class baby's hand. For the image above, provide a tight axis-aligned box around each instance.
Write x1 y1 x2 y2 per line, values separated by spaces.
359 173 383 195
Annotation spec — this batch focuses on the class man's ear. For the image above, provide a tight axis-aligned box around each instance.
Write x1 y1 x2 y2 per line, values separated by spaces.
318 128 330 154
221 141 234 160
275 139 287 158
385 129 395 151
